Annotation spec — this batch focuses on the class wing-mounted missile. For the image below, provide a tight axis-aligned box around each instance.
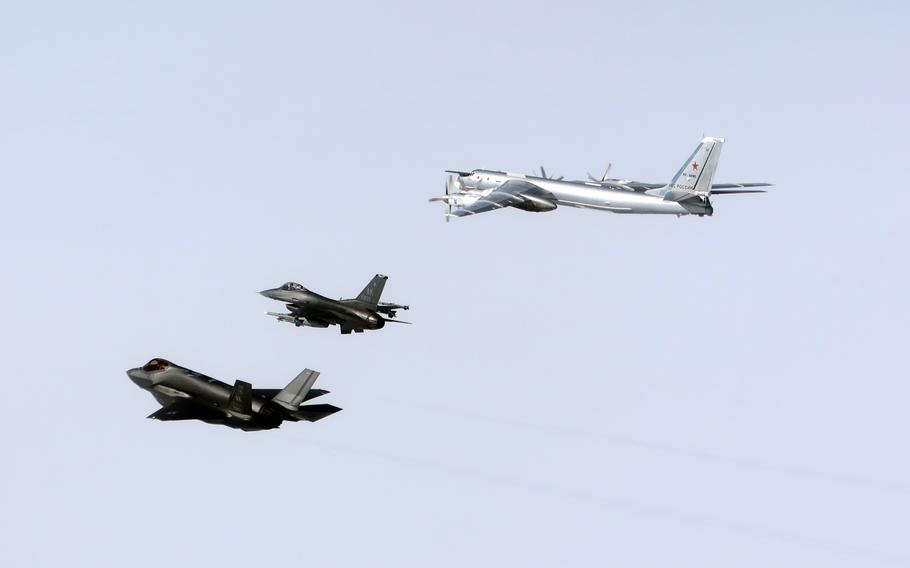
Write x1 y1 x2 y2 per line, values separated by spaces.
265 312 329 328
266 311 301 325
377 301 409 318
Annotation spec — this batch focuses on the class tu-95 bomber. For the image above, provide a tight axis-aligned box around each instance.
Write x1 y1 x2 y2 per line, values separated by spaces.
431 137 770 220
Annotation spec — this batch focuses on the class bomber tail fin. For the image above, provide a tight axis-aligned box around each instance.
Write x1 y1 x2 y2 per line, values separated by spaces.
662 137 724 202
355 274 388 308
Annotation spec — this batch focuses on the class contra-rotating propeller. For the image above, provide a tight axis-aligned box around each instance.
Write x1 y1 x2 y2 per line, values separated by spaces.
587 163 613 183
536 166 563 181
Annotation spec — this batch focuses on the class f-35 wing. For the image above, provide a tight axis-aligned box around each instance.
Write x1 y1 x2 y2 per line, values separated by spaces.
148 401 223 421
451 180 557 217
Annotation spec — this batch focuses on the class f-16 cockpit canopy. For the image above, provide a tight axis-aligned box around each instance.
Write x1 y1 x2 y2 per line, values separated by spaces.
281 282 307 292
142 358 172 372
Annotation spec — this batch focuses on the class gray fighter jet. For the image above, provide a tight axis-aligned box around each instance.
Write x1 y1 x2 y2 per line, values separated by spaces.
260 274 410 334
127 358 340 431
431 137 770 219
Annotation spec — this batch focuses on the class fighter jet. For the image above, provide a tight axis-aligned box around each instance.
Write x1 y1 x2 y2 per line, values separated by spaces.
431 137 770 219
260 274 410 334
127 358 341 430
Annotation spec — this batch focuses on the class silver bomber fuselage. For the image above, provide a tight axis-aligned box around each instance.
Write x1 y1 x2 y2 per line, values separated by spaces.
471 170 688 215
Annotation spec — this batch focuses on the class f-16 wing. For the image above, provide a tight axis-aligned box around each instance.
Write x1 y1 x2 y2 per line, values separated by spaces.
451 180 557 217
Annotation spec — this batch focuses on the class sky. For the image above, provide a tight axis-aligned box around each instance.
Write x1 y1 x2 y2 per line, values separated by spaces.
1 0 909 566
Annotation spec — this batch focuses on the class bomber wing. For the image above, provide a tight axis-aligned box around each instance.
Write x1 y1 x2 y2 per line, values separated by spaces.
451 179 557 217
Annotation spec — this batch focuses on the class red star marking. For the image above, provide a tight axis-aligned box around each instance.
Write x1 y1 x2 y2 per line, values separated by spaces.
691 162 699 171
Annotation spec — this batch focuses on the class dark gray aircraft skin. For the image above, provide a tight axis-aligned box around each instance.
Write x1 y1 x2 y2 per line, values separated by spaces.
260 274 410 334
127 358 340 431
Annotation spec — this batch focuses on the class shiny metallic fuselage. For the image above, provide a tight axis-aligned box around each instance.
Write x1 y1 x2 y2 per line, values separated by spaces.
467 170 690 215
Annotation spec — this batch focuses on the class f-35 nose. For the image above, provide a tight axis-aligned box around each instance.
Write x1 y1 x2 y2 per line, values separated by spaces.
127 368 152 388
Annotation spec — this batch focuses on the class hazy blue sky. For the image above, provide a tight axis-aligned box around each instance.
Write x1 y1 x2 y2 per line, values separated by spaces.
2 1 908 566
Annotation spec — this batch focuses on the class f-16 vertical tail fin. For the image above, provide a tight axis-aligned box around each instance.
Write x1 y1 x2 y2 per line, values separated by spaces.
355 274 388 308
662 137 724 201
272 369 320 410
227 380 253 416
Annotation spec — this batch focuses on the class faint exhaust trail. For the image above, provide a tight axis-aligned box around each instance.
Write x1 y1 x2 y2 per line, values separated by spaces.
274 431 910 567
371 397 910 496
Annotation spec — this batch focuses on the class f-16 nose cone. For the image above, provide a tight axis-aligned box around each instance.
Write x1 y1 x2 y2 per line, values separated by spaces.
259 289 277 298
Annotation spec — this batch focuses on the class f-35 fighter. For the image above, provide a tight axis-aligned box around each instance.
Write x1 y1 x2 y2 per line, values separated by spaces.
260 274 410 334
127 358 341 430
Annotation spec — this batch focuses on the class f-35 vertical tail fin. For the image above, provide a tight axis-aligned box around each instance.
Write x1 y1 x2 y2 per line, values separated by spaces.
662 137 724 201
227 380 253 416
272 369 320 410
355 274 388 308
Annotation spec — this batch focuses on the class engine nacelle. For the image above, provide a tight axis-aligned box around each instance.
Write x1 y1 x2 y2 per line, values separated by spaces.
513 194 557 213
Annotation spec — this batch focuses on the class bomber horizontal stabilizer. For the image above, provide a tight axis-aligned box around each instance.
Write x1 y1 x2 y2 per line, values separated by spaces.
711 183 772 189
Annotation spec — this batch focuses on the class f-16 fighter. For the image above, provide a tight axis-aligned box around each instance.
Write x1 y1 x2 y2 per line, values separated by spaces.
260 274 410 334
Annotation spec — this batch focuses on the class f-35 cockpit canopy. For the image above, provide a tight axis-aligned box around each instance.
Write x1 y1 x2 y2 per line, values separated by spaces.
142 359 173 372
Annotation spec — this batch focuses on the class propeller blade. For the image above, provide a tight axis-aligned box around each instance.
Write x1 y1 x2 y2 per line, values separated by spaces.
555 176 564 181
603 163 612 181
587 172 599 182
445 170 472 177
444 175 458 222
540 166 547 179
